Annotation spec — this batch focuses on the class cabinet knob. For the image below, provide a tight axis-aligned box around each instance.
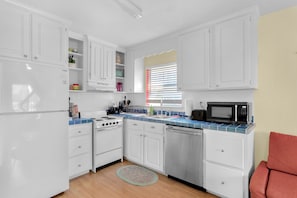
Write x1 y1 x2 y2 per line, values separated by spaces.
24 54 28 58
216 84 219 87
221 181 225 185
133 124 137 126
34 56 38 60
221 149 224 152
78 164 82 167
78 131 82 133
151 126 155 129
78 146 82 149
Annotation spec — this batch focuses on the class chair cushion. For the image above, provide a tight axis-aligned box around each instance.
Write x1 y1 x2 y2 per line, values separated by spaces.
267 170 297 198
267 132 297 175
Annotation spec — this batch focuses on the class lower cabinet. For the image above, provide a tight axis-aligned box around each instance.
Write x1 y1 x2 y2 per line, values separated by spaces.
69 123 92 179
204 129 254 198
124 119 164 173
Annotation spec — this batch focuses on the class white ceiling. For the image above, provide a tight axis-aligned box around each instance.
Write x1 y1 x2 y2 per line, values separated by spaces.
8 0 297 48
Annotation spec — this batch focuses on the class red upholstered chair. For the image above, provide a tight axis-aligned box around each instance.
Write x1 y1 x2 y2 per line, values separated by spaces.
250 132 297 198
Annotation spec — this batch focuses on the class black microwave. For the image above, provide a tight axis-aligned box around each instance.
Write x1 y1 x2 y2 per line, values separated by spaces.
206 102 249 124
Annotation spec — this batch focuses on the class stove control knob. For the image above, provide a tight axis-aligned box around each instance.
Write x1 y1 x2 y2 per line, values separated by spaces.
106 123 108 126
102 123 105 126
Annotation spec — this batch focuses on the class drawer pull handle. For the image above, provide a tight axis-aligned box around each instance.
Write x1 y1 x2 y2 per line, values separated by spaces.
133 124 137 126
151 126 155 129
78 146 82 149
78 131 82 133
221 181 225 185
78 164 82 167
221 149 224 152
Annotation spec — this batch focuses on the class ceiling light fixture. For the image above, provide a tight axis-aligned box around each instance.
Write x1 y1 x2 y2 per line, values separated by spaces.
114 0 143 19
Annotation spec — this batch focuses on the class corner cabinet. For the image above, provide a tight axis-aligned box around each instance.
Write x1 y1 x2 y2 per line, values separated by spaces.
213 15 257 89
203 129 254 198
87 39 116 91
0 2 68 66
177 8 258 90
177 27 210 90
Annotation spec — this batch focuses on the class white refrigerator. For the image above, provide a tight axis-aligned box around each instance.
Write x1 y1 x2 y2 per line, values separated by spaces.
0 59 69 198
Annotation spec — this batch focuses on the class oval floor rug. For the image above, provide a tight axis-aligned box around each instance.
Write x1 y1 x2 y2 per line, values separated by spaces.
116 165 158 186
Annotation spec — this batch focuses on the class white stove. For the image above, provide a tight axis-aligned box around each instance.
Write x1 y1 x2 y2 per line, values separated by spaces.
80 111 123 172
81 111 123 129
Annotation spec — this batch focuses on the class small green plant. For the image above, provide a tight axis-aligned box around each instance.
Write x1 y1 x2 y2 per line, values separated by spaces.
68 55 75 63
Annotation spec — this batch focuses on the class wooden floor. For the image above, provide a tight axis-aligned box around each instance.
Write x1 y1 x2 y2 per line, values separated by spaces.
54 161 217 198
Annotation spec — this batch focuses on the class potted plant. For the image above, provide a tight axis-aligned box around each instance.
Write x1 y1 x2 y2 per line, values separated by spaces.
68 55 76 68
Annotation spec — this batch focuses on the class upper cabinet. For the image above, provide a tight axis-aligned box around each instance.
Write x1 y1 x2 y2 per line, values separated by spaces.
87 39 116 91
213 15 255 89
178 27 210 90
177 8 258 90
32 14 68 66
68 32 87 92
0 2 68 66
0 3 30 60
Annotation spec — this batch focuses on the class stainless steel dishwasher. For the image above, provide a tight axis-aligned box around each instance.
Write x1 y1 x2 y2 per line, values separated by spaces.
165 125 203 187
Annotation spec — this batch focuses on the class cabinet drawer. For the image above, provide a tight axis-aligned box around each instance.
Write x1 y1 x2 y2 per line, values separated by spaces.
126 120 143 130
144 122 164 134
69 123 92 137
205 162 243 198
69 135 91 157
69 153 91 178
205 130 244 169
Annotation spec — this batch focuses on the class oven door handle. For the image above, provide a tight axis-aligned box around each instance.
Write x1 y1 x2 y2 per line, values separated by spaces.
96 125 122 131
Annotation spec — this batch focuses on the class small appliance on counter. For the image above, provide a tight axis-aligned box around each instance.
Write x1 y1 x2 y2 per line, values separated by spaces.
206 102 250 124
106 106 120 114
191 109 207 121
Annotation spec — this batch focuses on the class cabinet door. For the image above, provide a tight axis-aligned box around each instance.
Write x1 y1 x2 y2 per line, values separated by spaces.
32 14 67 66
143 132 164 172
178 27 210 90
88 41 103 82
103 46 115 86
0 3 30 60
205 162 243 198
214 15 252 89
126 129 143 164
88 41 115 90
205 129 244 169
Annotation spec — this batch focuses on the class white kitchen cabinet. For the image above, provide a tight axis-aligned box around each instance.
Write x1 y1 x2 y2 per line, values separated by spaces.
0 2 68 66
213 15 256 89
68 32 87 92
177 27 210 90
0 2 30 60
203 129 254 198
69 123 92 179
176 8 258 91
88 39 116 91
32 14 68 66
125 119 164 172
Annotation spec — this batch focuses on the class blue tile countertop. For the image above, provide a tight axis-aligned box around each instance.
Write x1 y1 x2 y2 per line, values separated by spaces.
115 113 255 134
68 118 93 125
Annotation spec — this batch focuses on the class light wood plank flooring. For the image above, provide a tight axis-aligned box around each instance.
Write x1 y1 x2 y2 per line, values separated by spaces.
54 161 217 198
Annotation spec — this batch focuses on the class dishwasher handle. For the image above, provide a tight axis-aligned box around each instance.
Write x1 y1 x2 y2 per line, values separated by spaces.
166 126 202 136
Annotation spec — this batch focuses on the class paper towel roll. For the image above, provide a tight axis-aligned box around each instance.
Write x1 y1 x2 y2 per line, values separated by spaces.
184 99 193 116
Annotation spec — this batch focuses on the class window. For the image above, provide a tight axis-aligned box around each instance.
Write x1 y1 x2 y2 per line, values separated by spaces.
145 63 182 107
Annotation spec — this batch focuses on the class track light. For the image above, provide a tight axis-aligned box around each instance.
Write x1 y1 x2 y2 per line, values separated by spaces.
114 0 143 19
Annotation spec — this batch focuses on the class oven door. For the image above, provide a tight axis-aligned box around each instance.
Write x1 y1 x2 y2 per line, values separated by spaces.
94 125 123 155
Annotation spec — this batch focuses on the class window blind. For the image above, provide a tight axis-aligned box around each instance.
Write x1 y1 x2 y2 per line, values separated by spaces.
145 63 182 107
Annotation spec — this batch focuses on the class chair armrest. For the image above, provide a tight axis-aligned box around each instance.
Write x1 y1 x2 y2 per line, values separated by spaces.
250 161 270 198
